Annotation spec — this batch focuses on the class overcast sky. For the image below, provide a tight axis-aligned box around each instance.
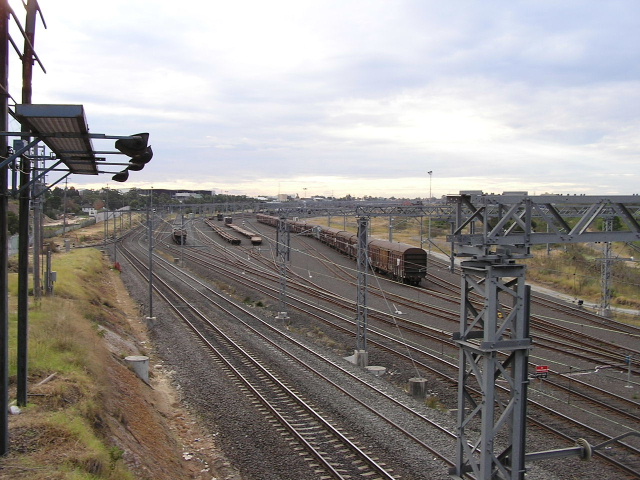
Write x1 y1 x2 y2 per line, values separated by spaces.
8 0 639 198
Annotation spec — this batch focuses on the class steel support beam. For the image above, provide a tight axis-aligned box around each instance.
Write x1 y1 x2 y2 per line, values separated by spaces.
442 193 640 478
266 202 453 221
452 261 531 479
356 216 368 352
16 0 38 407
276 217 290 319
448 194 640 256
599 218 613 317
0 0 9 455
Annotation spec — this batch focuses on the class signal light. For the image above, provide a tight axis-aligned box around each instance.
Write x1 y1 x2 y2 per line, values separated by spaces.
112 133 153 182
112 170 129 182
115 133 150 158
126 163 144 172
130 146 153 165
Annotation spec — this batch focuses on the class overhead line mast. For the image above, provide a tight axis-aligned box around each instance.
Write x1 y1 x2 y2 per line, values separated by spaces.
447 193 640 480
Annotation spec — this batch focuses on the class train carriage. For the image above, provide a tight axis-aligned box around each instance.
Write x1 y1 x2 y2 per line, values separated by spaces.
172 228 187 245
368 239 426 285
256 213 279 227
288 218 309 235
335 230 358 258
228 223 263 245
256 213 427 285
318 227 343 249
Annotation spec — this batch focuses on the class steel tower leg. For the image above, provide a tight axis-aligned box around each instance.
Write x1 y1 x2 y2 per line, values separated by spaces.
276 217 290 319
599 217 613 317
452 260 531 480
0 0 9 455
356 217 368 352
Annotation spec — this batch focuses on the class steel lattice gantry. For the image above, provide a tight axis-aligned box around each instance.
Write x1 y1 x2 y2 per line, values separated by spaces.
447 193 640 480
276 216 290 319
356 217 369 353
453 261 530 479
265 202 453 221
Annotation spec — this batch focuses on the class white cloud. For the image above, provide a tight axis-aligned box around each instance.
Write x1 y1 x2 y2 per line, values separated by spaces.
10 0 640 198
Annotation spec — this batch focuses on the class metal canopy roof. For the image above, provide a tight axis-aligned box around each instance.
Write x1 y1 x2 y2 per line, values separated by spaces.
14 104 98 175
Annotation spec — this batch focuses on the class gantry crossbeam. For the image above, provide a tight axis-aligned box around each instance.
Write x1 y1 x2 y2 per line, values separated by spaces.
263 202 453 220
448 194 640 260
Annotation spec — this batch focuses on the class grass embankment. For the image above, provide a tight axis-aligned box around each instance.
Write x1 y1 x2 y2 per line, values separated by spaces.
4 249 135 480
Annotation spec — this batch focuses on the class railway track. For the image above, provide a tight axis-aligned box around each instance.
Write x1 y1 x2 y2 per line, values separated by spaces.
118 225 466 479
239 217 640 475
118 215 640 478
120 239 402 478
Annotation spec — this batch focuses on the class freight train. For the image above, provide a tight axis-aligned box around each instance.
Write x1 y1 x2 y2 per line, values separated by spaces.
256 214 427 285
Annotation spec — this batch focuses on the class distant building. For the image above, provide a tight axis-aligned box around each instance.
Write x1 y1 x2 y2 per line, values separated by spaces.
173 192 203 201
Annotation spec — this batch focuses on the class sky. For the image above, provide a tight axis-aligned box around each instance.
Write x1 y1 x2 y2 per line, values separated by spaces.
6 0 640 199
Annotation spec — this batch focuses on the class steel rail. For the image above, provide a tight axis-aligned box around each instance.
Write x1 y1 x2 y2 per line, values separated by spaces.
118 240 397 480
131 220 640 477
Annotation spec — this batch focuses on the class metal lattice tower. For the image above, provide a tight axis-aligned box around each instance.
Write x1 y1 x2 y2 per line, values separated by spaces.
447 193 640 479
453 261 531 479
356 216 368 351
276 217 290 319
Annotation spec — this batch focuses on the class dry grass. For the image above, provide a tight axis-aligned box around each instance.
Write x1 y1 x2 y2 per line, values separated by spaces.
3 249 135 480
525 243 640 311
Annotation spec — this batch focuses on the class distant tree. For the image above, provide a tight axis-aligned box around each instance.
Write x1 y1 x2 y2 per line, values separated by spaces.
46 194 62 211
65 198 81 214
7 211 18 235
155 193 172 206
